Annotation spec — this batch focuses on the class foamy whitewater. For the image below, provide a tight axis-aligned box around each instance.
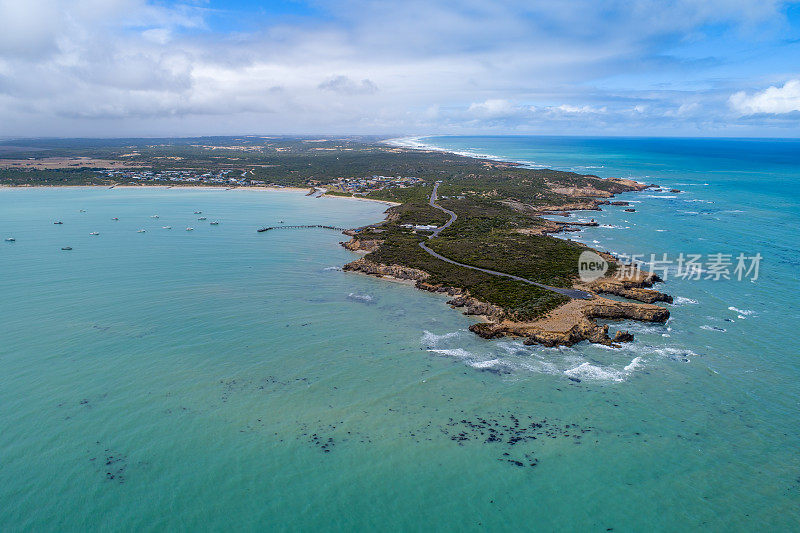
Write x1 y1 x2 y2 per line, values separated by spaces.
2 135 800 530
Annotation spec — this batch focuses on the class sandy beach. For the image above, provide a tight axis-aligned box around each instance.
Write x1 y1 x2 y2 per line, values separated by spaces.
0 183 401 207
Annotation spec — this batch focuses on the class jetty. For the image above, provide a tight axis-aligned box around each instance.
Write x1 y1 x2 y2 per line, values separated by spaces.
257 224 346 233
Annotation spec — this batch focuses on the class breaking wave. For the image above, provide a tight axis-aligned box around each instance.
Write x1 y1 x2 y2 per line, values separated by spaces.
618 344 697 363
419 331 685 382
347 292 374 303
611 321 669 335
624 356 645 372
564 362 626 382
469 358 502 369
421 330 462 346
427 347 474 359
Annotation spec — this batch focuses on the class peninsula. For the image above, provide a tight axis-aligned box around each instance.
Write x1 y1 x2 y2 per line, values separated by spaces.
0 136 671 346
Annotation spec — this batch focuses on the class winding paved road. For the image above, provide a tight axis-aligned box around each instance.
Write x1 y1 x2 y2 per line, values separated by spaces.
421 182 593 300
428 182 458 237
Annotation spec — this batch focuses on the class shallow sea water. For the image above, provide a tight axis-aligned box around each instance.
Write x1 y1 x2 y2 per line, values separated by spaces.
2 137 799 532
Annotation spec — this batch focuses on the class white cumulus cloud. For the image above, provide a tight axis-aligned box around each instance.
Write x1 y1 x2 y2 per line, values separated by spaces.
730 79 800 115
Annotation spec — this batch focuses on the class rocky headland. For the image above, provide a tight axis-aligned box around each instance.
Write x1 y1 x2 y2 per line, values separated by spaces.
342 252 670 348
340 173 671 348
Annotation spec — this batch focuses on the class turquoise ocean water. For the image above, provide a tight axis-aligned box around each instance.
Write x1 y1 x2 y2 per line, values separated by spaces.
2 136 799 531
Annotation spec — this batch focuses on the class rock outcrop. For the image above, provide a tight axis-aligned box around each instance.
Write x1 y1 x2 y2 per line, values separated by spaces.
587 281 672 304
501 198 602 216
514 219 564 236
613 330 634 343
445 295 507 320
605 177 650 191
342 256 671 348
501 178 650 218
469 297 668 347
342 257 430 282
580 267 673 304
340 237 383 253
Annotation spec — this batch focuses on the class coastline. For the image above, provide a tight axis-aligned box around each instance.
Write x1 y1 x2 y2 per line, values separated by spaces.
385 135 558 171
319 192 400 207
0 183 401 207
3 140 670 348
386 134 653 249
3 139 797 530
345 136 671 348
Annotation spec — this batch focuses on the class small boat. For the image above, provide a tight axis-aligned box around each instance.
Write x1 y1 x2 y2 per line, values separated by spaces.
137 229 146 233
210 221 220 225
80 209 86 213
279 220 284 223
151 215 159 218
162 226 172 229
112 217 119 221
186 227 194 231
198 217 207 220
194 211 202 214
5 238 15 242
89 232 99 236
54 221 63 225
61 246 72 250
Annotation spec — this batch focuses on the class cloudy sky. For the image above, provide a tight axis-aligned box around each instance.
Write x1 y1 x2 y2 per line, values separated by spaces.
1 0 800 137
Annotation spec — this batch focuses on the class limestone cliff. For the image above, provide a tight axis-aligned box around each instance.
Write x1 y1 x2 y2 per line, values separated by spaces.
341 237 384 253
579 267 673 304
341 256 670 348
469 297 668 348
342 257 430 282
